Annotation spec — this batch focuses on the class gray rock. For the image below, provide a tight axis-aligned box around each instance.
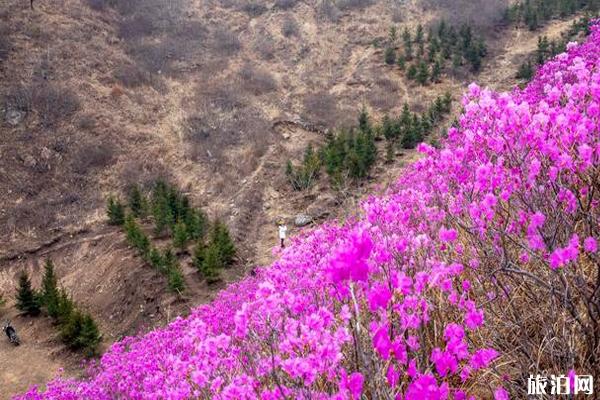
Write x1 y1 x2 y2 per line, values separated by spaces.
294 214 313 227
5 109 25 126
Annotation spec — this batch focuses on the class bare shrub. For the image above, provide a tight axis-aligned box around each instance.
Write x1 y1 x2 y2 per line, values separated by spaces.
3 85 32 112
120 159 172 189
200 82 246 112
254 34 276 60
114 64 153 88
239 64 277 95
240 1 268 16
423 0 508 30
337 0 373 11
317 0 341 22
0 29 10 63
390 4 404 22
129 42 170 73
281 16 299 38
71 140 115 174
275 0 297 9
212 27 242 56
86 0 107 11
118 14 155 40
367 78 400 111
77 114 96 130
31 83 80 127
303 92 339 127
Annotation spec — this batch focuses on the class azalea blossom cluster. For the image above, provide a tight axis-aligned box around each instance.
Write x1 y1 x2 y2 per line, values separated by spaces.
17 21 600 400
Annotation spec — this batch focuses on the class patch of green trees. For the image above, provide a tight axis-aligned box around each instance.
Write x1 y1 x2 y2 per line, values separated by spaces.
504 0 598 31
15 261 101 356
384 21 488 83
287 95 452 190
516 15 592 82
106 181 236 289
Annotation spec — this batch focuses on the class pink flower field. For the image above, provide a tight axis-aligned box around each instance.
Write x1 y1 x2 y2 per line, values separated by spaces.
17 20 600 400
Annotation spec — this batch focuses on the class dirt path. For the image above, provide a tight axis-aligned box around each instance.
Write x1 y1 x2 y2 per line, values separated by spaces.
0 310 80 400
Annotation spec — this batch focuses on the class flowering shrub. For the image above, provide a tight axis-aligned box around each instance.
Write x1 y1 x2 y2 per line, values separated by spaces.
17 21 600 400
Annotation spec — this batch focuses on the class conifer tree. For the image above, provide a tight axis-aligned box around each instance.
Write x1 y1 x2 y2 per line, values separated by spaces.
516 60 534 80
396 54 406 70
15 271 41 316
431 60 442 83
41 259 60 318
402 28 413 60
163 247 178 272
415 24 424 44
385 141 394 164
128 184 147 218
173 221 189 251
167 267 185 293
382 115 395 141
211 221 236 266
407 64 417 80
61 310 84 348
148 246 164 271
184 210 207 240
358 106 371 133
384 47 396 65
193 242 207 271
76 313 101 355
106 196 125 226
56 288 74 326
200 244 221 284
416 61 429 85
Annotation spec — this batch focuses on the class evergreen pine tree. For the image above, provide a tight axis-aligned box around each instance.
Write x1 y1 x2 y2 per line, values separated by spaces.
128 184 147 218
149 246 164 271
402 28 413 60
211 221 236 266
396 54 406 70
415 24 424 44
407 64 417 80
416 61 429 85
385 141 394 164
41 259 60 318
106 196 125 226
167 266 185 293
173 221 189 251
56 288 74 326
200 244 221 284
163 247 178 273
536 35 550 64
382 115 394 141
184 210 207 240
384 47 396 65
15 271 41 316
152 181 172 236
516 60 534 80
193 242 207 271
61 310 84 348
76 313 101 355
358 106 371 133
431 60 442 83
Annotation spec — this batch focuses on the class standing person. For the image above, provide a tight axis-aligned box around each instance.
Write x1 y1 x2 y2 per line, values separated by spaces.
278 220 287 248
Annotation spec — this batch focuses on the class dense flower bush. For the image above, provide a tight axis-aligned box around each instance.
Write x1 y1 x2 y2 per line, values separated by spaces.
17 21 600 400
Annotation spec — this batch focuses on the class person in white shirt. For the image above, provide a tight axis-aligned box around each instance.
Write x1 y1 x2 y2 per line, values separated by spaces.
278 221 287 248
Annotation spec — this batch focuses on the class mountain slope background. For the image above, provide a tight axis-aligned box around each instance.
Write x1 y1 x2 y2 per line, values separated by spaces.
0 0 593 397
